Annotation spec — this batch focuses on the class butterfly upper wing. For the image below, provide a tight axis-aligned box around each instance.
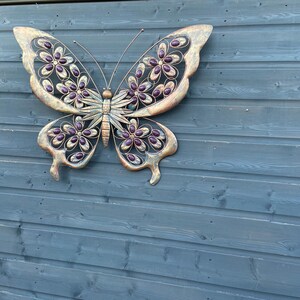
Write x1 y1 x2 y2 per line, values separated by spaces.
116 24 212 118
14 27 104 180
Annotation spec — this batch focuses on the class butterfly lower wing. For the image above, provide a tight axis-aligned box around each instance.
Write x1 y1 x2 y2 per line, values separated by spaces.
13 26 102 114
112 118 177 185
38 114 101 180
116 24 212 118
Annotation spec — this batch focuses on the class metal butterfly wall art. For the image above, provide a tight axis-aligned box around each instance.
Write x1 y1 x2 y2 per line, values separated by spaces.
13 25 213 185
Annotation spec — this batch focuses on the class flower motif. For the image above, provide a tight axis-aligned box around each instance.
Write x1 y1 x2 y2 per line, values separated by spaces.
56 75 91 108
117 119 150 153
39 45 73 79
127 76 153 108
148 127 166 150
143 42 182 81
47 116 98 156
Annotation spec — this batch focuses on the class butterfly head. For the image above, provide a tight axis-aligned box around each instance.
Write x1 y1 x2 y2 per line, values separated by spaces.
102 89 113 99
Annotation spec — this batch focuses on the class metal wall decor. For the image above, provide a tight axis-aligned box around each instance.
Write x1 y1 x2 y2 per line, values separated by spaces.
13 25 212 185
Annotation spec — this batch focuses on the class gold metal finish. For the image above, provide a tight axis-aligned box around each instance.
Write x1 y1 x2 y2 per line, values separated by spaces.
14 25 212 185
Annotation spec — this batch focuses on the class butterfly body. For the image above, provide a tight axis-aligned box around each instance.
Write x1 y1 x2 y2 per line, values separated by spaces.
14 25 212 185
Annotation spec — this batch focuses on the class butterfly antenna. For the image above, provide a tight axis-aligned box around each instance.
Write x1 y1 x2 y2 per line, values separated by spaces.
107 28 144 89
73 40 108 88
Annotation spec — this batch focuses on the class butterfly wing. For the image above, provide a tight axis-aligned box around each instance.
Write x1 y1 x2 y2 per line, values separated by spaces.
111 25 212 184
115 24 213 118
112 117 177 185
14 27 104 180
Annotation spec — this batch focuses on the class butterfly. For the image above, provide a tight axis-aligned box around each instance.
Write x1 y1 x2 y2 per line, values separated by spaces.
13 25 212 185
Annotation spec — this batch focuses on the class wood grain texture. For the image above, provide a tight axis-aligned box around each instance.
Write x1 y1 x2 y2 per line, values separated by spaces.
1 0 300 299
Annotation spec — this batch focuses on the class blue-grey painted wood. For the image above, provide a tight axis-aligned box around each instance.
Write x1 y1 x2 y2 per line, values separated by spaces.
1 0 300 299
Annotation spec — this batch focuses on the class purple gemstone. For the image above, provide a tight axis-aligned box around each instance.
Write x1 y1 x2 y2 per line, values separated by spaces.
149 136 157 144
130 82 137 90
45 64 53 71
56 65 63 72
53 128 60 134
75 152 84 159
139 93 146 101
129 125 135 133
57 133 64 141
79 137 86 145
171 39 180 47
73 69 79 76
164 56 173 63
77 98 82 103
128 90 135 97
163 65 171 72
154 65 161 74
153 89 160 97
159 49 165 58
82 90 89 97
152 129 160 137
128 154 135 162
136 70 143 78
46 85 53 92
134 138 142 146
75 122 83 130
45 55 53 62
131 96 138 104
125 138 133 146
79 82 85 89
69 92 77 100
150 58 158 66
44 41 52 49
83 129 91 136
54 52 61 59
71 136 78 143
138 84 146 92
135 129 143 137
70 83 77 91
122 132 129 138
61 86 68 93
69 127 76 135
59 58 67 64
164 88 172 95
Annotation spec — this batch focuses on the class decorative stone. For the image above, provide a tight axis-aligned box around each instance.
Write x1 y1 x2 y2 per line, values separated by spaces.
130 82 137 90
46 85 53 92
56 65 63 72
129 125 135 133
79 137 86 145
54 52 61 59
79 82 85 89
152 129 160 137
171 39 180 47
59 58 67 64
164 88 172 95
125 138 133 146
45 64 53 71
135 129 143 136
69 128 76 135
69 92 77 100
134 138 142 146
70 84 77 91
139 93 146 100
122 132 129 138
163 65 171 72
154 66 161 74
149 136 157 144
75 122 82 130
139 85 146 91
44 41 52 49
153 89 160 97
128 154 135 161
53 128 61 134
45 55 52 62
73 69 79 76
71 136 77 143
75 152 84 159
57 133 64 141
164 56 173 63
150 58 158 66
159 50 165 58
131 96 138 104
136 70 142 78
82 90 89 97
61 87 68 93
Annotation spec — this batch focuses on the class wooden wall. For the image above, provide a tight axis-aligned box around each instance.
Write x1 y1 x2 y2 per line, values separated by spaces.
0 0 300 299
